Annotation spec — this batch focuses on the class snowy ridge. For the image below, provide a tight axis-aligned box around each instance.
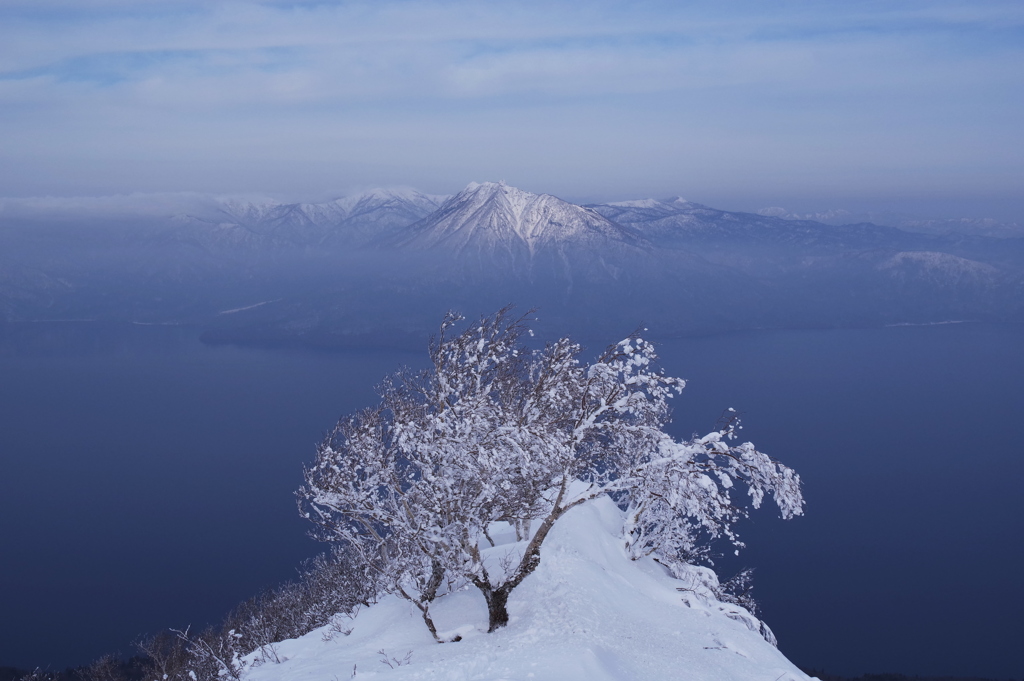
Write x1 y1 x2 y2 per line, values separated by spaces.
244 497 808 681
216 188 447 242
589 198 725 244
756 207 854 223
400 182 646 257
605 197 691 212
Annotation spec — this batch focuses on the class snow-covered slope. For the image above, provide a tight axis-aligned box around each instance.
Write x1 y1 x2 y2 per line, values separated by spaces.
245 498 808 681
400 182 646 258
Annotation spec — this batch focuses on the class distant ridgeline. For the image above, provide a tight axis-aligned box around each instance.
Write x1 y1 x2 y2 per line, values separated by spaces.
2 182 1022 347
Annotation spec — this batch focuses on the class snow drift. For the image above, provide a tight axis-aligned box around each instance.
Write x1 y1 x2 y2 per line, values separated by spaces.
245 497 809 681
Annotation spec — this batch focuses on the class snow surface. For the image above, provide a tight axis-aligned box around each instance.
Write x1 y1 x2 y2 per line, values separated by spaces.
245 497 809 681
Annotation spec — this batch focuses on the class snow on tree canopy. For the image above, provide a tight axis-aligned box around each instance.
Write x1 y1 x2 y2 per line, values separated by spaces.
297 306 804 641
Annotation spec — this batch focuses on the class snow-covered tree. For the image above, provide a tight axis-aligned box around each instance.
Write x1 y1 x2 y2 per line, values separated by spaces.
298 307 803 639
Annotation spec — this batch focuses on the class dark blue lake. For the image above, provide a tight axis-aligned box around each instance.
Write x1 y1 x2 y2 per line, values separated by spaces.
1 321 1022 678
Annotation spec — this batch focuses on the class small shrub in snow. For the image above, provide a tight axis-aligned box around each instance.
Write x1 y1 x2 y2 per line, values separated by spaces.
170 626 246 681
298 307 804 639
377 650 413 669
75 654 129 681
16 670 60 681
136 544 373 681
716 568 759 616
136 630 190 681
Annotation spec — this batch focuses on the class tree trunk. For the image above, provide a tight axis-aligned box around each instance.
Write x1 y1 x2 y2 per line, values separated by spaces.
482 586 511 632
471 481 596 634
397 559 449 643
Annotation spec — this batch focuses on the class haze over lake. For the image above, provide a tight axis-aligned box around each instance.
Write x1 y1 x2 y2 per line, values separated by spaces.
1 320 1021 677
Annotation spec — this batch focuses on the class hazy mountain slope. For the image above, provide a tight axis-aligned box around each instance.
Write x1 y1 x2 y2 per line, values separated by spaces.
217 188 447 247
591 198 911 251
590 197 1024 316
757 206 1024 239
244 497 808 681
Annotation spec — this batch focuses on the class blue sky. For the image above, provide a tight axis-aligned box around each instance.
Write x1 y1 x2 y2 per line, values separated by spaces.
1 0 1022 218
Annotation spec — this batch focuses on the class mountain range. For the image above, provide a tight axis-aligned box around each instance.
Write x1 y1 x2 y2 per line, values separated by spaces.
1 182 1022 346
756 206 1024 239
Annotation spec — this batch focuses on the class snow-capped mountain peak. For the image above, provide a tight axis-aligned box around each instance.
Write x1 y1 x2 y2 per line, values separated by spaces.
400 181 645 256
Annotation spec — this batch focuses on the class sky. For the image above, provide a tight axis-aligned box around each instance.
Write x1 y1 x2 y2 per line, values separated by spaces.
1 0 1023 219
